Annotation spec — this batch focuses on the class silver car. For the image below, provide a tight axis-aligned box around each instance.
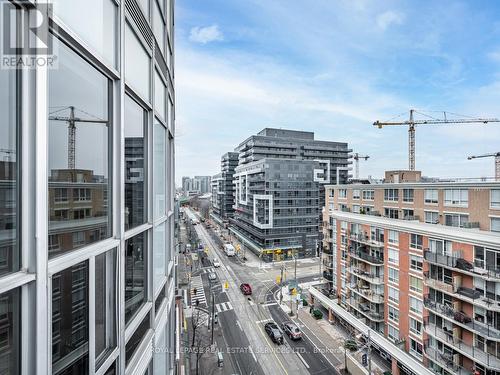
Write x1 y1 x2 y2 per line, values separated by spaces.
208 272 217 282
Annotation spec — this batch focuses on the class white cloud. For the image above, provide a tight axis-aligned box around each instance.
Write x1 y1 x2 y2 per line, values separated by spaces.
189 25 224 44
487 49 500 62
376 10 405 30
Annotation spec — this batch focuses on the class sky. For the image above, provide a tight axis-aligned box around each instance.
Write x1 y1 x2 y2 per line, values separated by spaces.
174 0 500 185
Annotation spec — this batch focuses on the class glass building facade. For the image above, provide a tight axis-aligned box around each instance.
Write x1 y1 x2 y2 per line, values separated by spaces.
0 0 176 374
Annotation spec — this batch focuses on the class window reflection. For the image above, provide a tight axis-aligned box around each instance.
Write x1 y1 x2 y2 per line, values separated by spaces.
125 314 150 365
153 222 166 293
125 232 147 323
125 23 151 101
153 121 166 218
124 96 146 231
95 249 117 370
52 261 89 374
155 70 166 121
0 2 19 277
48 39 111 258
0 288 20 374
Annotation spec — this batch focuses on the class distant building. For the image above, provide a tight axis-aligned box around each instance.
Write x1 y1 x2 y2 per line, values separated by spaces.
210 152 239 225
182 175 212 195
227 128 351 260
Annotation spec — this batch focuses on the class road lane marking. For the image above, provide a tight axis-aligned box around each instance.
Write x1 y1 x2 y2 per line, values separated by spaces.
249 346 257 362
255 319 272 324
262 302 278 307
296 352 310 369
256 324 288 375
236 320 243 332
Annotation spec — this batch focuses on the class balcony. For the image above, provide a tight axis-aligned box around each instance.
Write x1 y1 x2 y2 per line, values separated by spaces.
349 233 384 248
424 320 500 370
424 297 500 341
349 248 384 265
323 271 334 281
349 266 384 284
423 345 465 375
347 284 384 304
346 298 384 322
423 272 454 294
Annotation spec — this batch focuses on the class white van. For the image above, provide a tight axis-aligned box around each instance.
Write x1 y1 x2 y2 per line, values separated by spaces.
223 244 236 257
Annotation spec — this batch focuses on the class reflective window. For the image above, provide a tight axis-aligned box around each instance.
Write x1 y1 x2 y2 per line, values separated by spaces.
153 326 167 374
0 288 20 374
153 1 165 55
125 23 151 101
125 232 147 323
138 0 150 20
124 95 146 230
104 363 117 375
48 39 111 258
95 249 117 370
154 70 166 121
0 8 19 277
153 122 166 218
125 314 150 365
52 0 118 68
52 261 89 374
153 222 166 293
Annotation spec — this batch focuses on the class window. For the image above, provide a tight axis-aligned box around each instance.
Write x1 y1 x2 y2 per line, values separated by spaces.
444 189 468 206
384 188 399 201
124 95 146 230
154 325 168 374
409 339 423 359
0 288 20 373
388 248 399 264
492 218 500 233
491 190 500 208
388 306 399 323
444 213 469 228
388 268 399 283
402 209 414 219
352 205 360 214
410 317 422 335
153 0 166 55
353 189 360 200
54 188 68 202
384 208 399 219
403 188 414 202
409 296 423 314
154 222 167 294
409 275 423 293
425 211 439 224
338 189 347 199
95 250 117 370
52 261 89 373
72 232 85 247
425 189 438 204
410 233 423 250
48 39 111 258
362 190 374 200
52 0 118 67
388 230 399 244
153 121 167 218
125 22 151 100
125 232 147 323
410 255 423 271
155 70 167 120
138 0 150 19
388 324 399 342
125 314 150 365
388 286 399 303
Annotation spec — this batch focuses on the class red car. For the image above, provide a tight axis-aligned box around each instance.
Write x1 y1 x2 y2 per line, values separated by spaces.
240 283 252 295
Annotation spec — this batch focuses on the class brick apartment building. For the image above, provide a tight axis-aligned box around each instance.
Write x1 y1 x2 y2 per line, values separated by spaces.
313 170 500 375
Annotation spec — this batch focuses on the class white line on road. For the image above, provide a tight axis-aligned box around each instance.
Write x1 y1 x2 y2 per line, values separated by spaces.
236 320 243 332
249 346 257 362
296 352 310 369
255 319 272 324
262 302 278 307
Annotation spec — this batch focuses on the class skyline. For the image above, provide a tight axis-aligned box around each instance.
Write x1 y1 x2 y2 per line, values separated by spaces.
175 0 500 185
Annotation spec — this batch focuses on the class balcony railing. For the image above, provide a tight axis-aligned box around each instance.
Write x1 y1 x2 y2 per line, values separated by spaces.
424 319 500 370
424 297 500 340
423 272 454 294
348 233 384 248
347 298 384 321
348 248 384 265
424 250 500 280
350 266 384 284
347 284 384 304
423 345 462 375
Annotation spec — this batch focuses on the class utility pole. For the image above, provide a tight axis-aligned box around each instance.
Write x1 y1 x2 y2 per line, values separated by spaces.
279 264 284 305
367 330 372 375
210 291 215 345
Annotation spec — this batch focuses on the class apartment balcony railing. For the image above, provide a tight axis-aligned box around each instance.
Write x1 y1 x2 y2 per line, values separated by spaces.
349 266 384 284
348 248 384 265
348 233 384 248
423 345 464 375
346 298 384 322
347 284 384 304
323 271 334 281
423 272 455 294
424 297 500 341
424 319 500 370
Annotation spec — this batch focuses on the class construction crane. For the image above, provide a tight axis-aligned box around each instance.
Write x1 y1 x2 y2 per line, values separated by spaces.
49 106 108 169
373 109 500 171
467 152 500 181
353 153 369 179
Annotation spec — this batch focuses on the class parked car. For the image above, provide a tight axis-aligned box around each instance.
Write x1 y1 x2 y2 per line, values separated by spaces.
240 283 252 295
208 272 217 282
311 309 323 320
264 322 284 344
281 322 302 340
213 258 221 268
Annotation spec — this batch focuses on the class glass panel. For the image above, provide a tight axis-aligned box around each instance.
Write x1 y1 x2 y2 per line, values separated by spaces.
125 232 147 323
153 326 167 374
52 0 117 68
52 261 89 374
154 70 166 121
104 362 116 375
0 5 19 277
125 314 150 365
0 288 20 374
138 0 150 20
153 222 166 293
95 249 117 370
153 121 166 218
153 0 165 55
48 39 110 258
124 95 146 230
125 23 151 101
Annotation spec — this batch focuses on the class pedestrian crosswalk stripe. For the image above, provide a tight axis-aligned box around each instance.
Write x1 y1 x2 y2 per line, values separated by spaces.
215 301 233 313
190 276 207 307
202 267 214 274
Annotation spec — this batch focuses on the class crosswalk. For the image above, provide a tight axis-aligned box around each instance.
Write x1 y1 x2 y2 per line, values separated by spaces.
215 301 233 313
190 276 207 307
202 267 214 274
